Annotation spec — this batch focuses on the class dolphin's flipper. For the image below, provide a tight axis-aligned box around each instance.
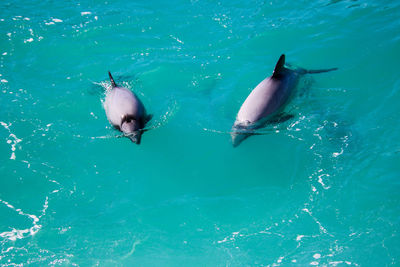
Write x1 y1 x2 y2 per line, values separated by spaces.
137 115 154 133
145 114 153 123
267 112 295 124
297 67 338 75
272 54 286 77
305 67 338 74
108 71 117 88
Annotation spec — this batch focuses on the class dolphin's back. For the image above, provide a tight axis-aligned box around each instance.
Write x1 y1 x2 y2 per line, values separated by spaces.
104 87 145 127
236 76 290 125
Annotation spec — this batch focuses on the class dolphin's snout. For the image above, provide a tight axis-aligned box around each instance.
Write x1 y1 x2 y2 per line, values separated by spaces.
231 133 240 148
231 130 250 148
126 131 142 145
231 122 254 148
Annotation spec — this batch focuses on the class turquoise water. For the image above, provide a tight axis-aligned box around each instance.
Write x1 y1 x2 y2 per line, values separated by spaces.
1 0 399 265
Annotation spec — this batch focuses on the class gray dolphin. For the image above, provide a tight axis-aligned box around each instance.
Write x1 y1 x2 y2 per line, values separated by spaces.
231 54 337 147
103 72 151 144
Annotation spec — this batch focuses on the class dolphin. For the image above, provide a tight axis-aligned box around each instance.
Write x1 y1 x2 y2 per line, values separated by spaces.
103 72 152 144
231 54 337 147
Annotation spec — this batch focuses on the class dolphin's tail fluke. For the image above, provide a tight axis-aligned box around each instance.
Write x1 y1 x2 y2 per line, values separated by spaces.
108 71 117 87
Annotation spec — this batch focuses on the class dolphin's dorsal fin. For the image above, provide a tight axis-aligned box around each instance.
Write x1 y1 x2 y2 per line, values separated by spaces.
108 71 117 88
272 54 285 77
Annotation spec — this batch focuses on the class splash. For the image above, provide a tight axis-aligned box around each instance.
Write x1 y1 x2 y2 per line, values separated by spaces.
144 97 179 131
1 121 22 160
0 197 48 241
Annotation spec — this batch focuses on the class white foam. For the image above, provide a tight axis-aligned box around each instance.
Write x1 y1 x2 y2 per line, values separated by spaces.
52 18 63 23
332 148 344 157
8 133 22 160
21 160 30 168
81 11 92 15
313 253 321 259
170 35 184 44
4 246 14 253
24 38 34 43
0 121 10 129
312 186 317 192
0 197 48 241
1 123 22 160
1 79 8 83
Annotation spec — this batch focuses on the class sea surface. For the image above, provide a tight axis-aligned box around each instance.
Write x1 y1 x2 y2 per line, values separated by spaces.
1 0 399 266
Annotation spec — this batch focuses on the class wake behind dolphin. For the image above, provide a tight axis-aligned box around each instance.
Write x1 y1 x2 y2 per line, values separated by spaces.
232 54 337 147
103 72 152 144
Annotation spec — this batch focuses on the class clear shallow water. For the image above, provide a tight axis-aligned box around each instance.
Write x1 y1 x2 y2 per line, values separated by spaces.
1 0 399 265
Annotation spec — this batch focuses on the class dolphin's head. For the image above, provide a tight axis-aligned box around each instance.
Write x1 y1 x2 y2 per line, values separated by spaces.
121 115 143 145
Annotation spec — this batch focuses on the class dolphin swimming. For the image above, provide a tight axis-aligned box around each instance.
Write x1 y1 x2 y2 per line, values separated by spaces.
103 72 151 144
231 54 337 147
